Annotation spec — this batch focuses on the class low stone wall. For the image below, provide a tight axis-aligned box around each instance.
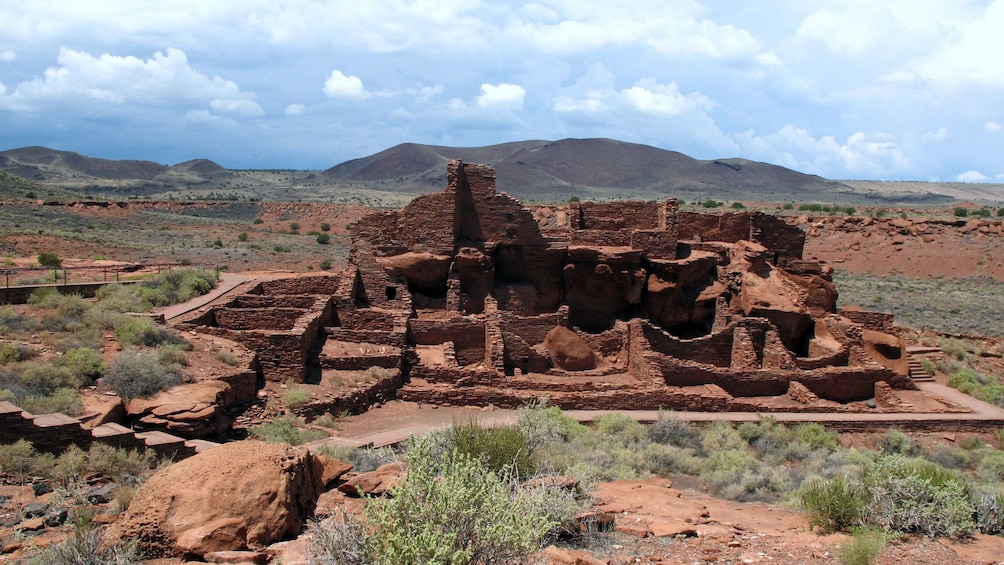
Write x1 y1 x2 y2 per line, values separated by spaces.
0 280 140 305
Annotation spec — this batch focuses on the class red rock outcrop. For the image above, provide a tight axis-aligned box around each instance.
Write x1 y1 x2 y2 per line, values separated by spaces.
105 440 326 558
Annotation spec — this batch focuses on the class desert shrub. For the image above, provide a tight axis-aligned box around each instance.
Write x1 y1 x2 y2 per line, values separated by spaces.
84 443 161 480
954 207 969 217
878 429 923 456
284 384 312 408
0 305 39 335
863 455 974 538
700 420 746 452
37 251 62 268
319 445 399 473
365 437 555 565
940 337 972 360
973 486 1004 534
645 442 704 476
61 347 105 382
316 233 331 244
517 400 586 451
647 409 700 449
214 348 241 366
782 202 794 210
249 417 326 446
446 420 536 480
237 231 249 242
837 527 886 565
947 368 1004 406
20 387 83 416
30 522 140 565
792 422 840 452
141 267 216 305
114 317 182 347
312 414 341 429
798 475 867 533
319 259 332 270
308 509 370 565
104 349 181 401
156 343 189 368
730 201 745 209
27 286 60 307
976 449 1004 482
593 413 646 443
93 285 146 314
0 440 55 480
289 222 300 232
0 343 35 364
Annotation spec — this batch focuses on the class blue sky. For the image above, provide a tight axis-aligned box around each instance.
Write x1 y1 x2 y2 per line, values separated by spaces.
1 1 1002 182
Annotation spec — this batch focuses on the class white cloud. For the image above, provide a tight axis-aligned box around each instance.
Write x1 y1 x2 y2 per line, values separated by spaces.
323 70 368 100
955 170 990 182
0 47 261 115
0 50 15 62
475 83 525 110
554 73 713 119
210 98 265 117
734 126 911 178
921 127 950 143
622 79 713 117
285 102 305 115
884 1 1004 87
986 122 1002 133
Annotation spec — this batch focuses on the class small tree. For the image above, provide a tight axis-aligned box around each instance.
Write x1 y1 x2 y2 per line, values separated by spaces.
38 251 62 268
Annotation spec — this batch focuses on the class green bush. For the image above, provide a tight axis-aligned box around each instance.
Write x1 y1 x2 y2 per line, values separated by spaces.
308 509 370 565
104 349 181 401
0 439 55 479
730 201 745 209
284 385 312 408
365 437 555 565
838 527 886 565
20 387 83 416
864 455 975 538
446 420 536 480
31 522 140 565
61 347 105 383
954 206 969 217
156 343 189 368
237 231 249 242
249 417 327 446
316 233 331 244
798 475 867 533
647 410 700 449
37 251 62 268
319 259 332 270
114 317 183 347
320 222 331 232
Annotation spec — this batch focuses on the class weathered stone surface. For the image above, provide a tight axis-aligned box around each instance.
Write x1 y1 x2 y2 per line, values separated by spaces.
106 440 323 558
125 380 233 438
543 326 597 371
337 462 405 497
175 518 248 555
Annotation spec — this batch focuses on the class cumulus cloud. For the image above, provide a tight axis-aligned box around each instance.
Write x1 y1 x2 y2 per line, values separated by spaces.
986 122 1002 133
883 1 1004 87
0 47 262 116
955 170 990 182
0 50 15 62
322 70 368 100
475 83 525 110
734 126 911 178
554 72 713 120
921 127 950 143
285 102 305 115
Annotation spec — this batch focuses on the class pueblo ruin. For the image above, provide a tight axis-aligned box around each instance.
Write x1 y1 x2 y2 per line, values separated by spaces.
176 160 942 415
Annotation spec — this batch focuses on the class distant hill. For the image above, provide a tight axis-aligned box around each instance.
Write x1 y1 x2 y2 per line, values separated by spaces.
2 140 996 204
323 138 873 202
0 147 230 185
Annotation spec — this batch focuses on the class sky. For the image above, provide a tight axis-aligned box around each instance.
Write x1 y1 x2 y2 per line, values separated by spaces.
1 1 1003 182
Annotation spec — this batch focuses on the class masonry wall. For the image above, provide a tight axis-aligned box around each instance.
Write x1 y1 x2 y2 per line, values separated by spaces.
572 201 661 230
641 322 734 367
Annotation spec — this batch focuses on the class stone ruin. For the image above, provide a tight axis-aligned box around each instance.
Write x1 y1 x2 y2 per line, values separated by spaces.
176 160 932 415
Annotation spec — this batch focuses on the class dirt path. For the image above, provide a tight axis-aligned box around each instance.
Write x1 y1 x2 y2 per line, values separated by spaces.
322 382 1004 448
158 272 251 321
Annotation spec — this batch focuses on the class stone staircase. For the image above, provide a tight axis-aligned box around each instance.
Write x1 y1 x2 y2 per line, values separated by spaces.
907 355 935 382
0 401 217 460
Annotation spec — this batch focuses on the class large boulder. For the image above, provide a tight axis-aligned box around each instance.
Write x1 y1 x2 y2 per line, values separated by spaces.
543 326 597 371
105 440 325 559
125 380 233 438
376 252 452 295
